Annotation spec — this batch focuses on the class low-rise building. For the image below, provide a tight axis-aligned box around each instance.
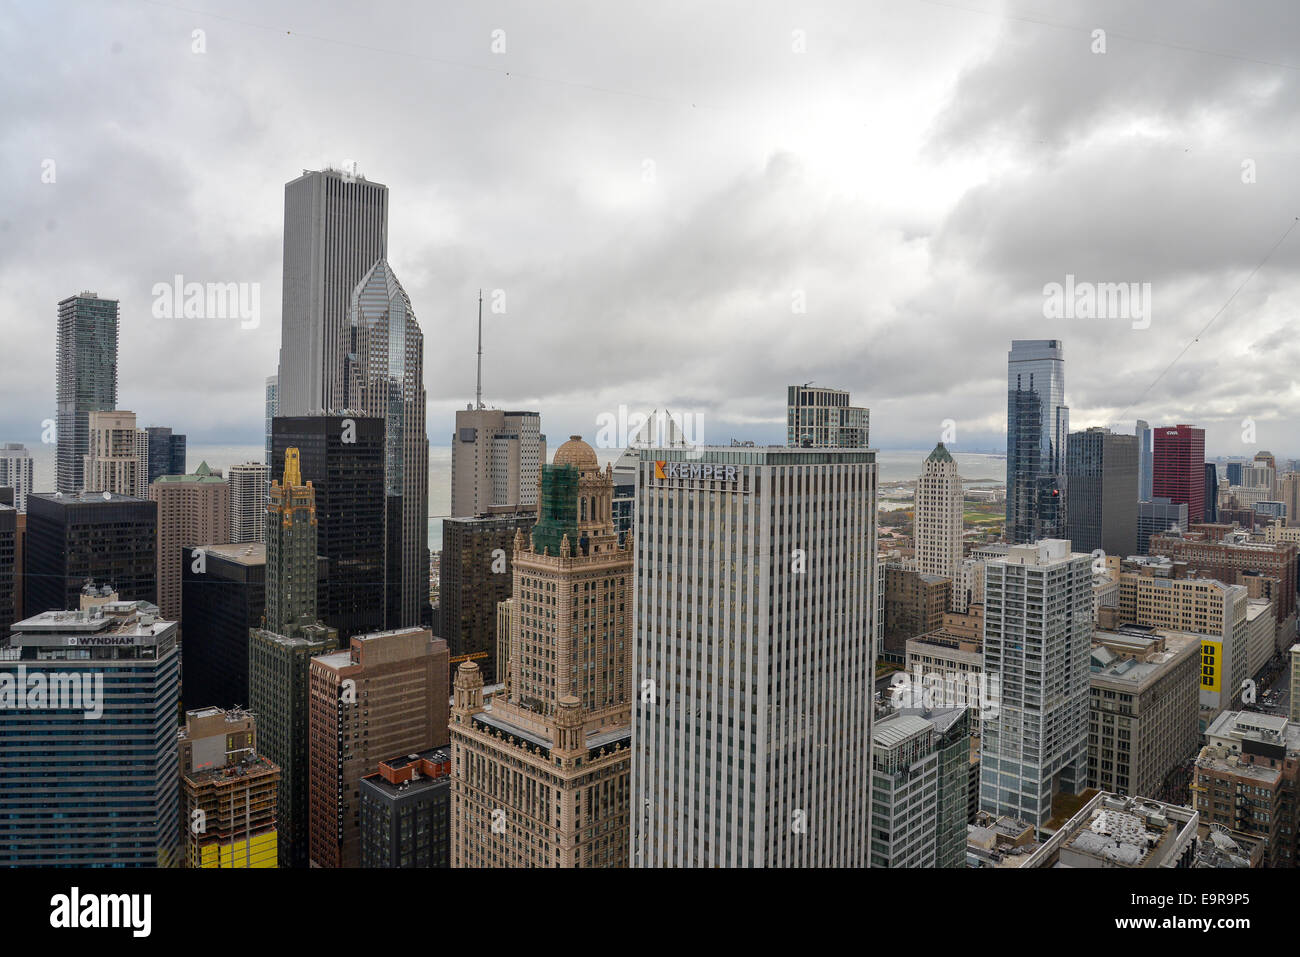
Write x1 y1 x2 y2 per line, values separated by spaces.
1191 711 1300 867
1023 792 1199 868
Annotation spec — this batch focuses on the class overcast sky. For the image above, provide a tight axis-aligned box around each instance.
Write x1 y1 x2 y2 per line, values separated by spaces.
3 0 1300 457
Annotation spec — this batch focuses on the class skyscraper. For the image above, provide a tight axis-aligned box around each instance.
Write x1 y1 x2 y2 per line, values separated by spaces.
247 449 337 868
451 437 633 868
308 627 448 868
24 491 156 615
632 446 878 866
56 292 119 494
1153 424 1206 523
0 600 180 866
980 540 1092 832
228 461 270 543
181 543 266 710
0 444 34 511
870 709 970 868
264 374 278 500
145 426 187 484
149 462 229 623
1065 427 1138 556
1135 419 1153 501
0 504 13 638
83 410 144 497
277 168 388 418
451 409 545 518
248 626 333 868
343 259 428 628
1204 462 1219 523
271 415 385 639
438 510 536 683
786 384 870 447
264 448 317 635
914 442 964 583
1006 340 1069 544
1137 497 1188 554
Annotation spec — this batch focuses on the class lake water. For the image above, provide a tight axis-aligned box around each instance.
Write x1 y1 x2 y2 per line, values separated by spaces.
21 443 1005 554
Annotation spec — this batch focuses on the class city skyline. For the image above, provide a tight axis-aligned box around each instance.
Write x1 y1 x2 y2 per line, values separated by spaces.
5 2 1300 456
4 0 1300 899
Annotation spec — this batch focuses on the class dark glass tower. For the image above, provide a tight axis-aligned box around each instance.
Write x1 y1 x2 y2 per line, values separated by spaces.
145 426 188 484
24 491 156 615
1065 427 1138 556
1006 340 1069 544
271 415 385 640
438 510 536 684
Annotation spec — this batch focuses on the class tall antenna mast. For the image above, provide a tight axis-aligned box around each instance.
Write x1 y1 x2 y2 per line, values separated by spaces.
476 289 484 410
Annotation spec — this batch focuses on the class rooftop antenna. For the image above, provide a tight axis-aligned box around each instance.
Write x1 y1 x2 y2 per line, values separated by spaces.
475 289 484 410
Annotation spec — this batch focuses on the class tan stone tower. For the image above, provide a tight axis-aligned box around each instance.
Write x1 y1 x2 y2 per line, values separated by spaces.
450 436 633 867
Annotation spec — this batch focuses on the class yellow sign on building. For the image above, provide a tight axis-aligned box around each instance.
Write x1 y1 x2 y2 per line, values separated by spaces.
1200 640 1222 692
196 830 278 868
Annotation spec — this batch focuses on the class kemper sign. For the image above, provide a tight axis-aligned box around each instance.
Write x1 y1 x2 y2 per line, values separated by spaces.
655 461 738 482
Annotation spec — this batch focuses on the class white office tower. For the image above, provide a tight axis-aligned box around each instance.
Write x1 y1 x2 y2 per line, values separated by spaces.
0 443 34 510
980 540 1092 832
264 374 278 495
450 408 545 518
952 558 984 613
631 446 878 867
276 168 388 418
229 462 270 543
914 442 964 583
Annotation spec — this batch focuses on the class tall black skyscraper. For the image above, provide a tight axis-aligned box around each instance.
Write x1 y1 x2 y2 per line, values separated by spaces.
1065 427 1138 556
1204 462 1219 524
0 504 14 636
24 491 156 614
145 426 187 484
271 415 385 640
1006 339 1069 544
181 542 266 709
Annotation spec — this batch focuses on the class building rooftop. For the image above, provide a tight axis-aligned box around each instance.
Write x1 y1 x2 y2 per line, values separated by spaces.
29 490 149 506
154 461 226 484
10 602 170 638
198 542 266 565
925 442 955 464
1026 792 1198 868
872 714 933 749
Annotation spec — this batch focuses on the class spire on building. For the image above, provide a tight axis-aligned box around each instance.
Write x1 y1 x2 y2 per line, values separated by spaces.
283 447 301 487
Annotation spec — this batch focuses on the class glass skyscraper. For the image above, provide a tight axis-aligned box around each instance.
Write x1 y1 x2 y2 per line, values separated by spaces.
344 260 428 629
56 293 119 493
1135 419 1153 501
1006 339 1069 544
